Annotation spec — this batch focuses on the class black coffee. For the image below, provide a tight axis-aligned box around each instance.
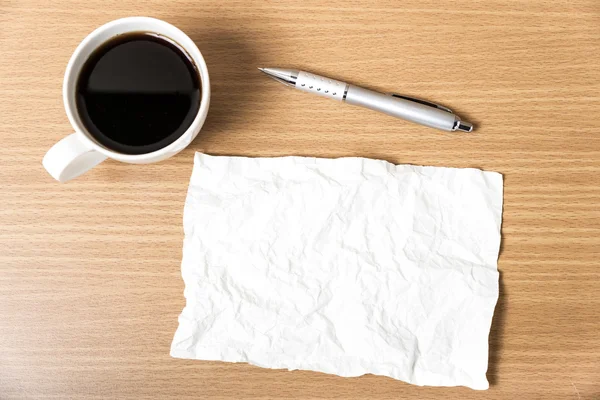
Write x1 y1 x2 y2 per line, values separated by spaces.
76 33 201 154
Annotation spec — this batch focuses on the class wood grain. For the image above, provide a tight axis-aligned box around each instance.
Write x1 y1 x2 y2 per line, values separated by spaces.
1 0 599 398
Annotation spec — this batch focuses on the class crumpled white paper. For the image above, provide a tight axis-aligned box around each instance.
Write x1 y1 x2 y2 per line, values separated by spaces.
171 153 503 390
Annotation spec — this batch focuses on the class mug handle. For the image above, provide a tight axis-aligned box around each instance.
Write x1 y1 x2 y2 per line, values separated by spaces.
43 133 108 183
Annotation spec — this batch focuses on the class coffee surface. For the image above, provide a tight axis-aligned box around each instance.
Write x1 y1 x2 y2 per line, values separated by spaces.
76 32 201 154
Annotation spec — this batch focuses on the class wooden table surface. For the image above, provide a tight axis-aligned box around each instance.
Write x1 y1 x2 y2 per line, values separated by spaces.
1 0 599 399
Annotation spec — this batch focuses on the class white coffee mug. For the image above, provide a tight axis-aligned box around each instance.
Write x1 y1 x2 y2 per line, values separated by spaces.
43 17 210 182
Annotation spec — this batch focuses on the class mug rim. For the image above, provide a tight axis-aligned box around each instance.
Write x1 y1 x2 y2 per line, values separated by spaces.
63 17 210 163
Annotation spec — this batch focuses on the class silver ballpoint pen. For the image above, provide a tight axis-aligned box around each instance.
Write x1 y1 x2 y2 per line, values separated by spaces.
259 67 473 132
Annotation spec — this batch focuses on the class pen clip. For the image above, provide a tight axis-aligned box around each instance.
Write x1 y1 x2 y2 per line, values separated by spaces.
389 93 453 114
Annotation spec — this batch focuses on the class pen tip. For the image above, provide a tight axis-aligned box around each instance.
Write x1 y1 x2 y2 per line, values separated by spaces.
258 67 265 72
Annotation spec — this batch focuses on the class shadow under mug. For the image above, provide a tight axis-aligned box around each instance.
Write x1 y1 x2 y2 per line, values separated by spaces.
42 17 211 183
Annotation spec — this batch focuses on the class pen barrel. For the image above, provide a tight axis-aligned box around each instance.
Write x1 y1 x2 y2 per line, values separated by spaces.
344 86 457 131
